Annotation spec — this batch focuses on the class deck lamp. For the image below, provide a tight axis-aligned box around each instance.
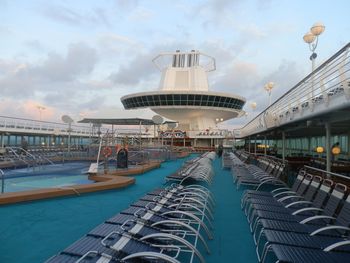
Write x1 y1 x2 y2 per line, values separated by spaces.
316 146 324 153
251 102 257 110
303 22 325 97
264 82 274 106
332 146 341 155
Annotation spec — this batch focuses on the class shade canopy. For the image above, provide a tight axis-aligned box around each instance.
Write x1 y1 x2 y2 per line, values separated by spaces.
78 117 177 126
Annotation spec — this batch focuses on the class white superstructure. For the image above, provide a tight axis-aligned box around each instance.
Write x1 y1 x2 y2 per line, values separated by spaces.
121 50 246 132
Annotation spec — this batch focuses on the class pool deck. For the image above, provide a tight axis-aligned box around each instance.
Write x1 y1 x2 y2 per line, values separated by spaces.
0 161 161 205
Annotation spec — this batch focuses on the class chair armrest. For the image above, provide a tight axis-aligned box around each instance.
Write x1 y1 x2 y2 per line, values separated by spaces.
324 240 350 252
300 215 335 224
285 200 313 208
292 207 323 215
273 190 296 198
277 195 303 202
311 225 350 236
271 187 290 194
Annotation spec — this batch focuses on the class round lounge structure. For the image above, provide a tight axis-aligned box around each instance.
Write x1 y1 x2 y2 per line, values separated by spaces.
121 50 246 132
121 50 246 147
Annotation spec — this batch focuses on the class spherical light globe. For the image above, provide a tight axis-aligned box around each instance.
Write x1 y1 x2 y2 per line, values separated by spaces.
316 146 324 153
303 32 316 44
250 102 257 110
267 82 274 89
311 22 325 36
332 146 341 155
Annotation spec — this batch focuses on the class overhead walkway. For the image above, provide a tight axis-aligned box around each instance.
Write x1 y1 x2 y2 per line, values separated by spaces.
236 43 350 172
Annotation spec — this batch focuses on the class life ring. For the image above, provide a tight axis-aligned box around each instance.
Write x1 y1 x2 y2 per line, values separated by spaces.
102 147 112 157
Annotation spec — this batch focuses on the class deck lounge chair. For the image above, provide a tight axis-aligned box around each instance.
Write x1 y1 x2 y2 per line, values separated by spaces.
249 183 347 233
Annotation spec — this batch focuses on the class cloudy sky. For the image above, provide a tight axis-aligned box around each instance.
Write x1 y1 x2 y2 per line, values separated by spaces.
0 0 349 128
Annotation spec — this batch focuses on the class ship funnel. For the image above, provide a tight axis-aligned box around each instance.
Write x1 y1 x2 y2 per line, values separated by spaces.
153 50 216 72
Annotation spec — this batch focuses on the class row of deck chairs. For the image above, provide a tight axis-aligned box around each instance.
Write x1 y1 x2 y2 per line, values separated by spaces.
230 151 286 190
46 157 216 263
240 168 350 263
166 152 216 185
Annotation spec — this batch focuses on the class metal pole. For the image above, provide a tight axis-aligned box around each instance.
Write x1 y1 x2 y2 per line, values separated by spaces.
139 121 142 151
171 129 174 150
325 122 331 173
282 131 286 163
311 57 316 97
248 137 251 153
1 169 4 193
264 136 267 156
348 131 350 159
68 123 71 155
254 136 257 155
153 124 156 145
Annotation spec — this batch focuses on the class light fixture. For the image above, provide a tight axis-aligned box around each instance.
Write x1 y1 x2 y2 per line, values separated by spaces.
250 102 257 110
264 82 274 106
332 146 341 155
303 22 325 97
316 146 324 153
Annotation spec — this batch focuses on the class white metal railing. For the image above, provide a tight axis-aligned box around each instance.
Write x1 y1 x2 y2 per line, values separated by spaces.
0 115 98 136
0 115 235 139
238 42 350 138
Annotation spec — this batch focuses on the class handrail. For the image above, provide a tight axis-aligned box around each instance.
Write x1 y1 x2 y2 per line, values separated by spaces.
238 42 350 137
0 169 4 193
304 165 350 181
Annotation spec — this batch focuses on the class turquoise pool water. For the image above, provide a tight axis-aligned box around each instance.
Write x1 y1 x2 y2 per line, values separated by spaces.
0 157 191 263
3 174 92 192
2 162 92 192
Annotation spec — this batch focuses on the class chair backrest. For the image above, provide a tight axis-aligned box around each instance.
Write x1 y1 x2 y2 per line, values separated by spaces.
265 161 276 174
335 194 350 228
295 174 313 196
303 175 322 202
272 163 285 179
311 179 333 209
322 183 347 217
291 170 307 193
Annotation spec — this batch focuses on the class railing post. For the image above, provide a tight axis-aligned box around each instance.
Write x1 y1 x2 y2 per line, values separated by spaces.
254 136 257 155
325 122 331 174
282 131 286 163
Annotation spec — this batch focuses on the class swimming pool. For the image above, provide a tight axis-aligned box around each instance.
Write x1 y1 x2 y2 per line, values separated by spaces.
0 157 193 263
1 162 92 192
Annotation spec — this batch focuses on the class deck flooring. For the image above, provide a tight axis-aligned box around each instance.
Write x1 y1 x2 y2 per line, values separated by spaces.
207 158 257 262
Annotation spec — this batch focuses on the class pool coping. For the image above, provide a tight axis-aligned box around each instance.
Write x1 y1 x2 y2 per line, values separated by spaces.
0 161 161 205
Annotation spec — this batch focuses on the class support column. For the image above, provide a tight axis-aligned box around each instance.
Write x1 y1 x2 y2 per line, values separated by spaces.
254 136 257 155
307 137 311 156
347 131 350 159
248 137 251 153
139 121 142 151
264 136 267 156
282 131 286 163
325 122 331 173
